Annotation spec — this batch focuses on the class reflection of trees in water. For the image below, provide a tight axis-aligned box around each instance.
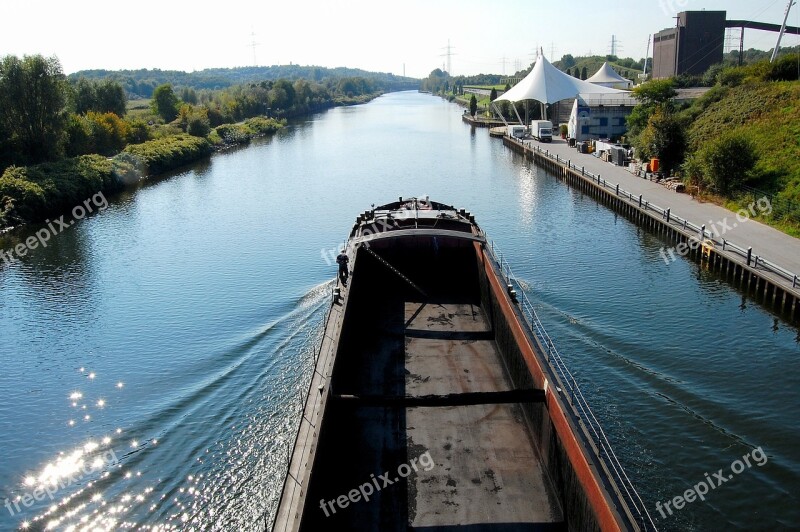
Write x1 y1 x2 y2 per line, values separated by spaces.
7 221 97 319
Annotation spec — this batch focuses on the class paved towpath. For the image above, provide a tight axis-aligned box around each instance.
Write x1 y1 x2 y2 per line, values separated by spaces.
521 137 800 281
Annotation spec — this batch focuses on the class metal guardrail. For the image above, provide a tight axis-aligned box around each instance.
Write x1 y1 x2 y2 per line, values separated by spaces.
527 144 800 291
486 240 658 531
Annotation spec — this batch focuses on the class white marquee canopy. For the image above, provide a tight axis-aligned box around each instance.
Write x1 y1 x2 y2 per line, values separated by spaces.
586 62 632 88
496 55 629 105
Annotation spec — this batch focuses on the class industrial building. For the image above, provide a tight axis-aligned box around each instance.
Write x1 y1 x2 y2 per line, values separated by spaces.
653 10 727 79
653 9 800 79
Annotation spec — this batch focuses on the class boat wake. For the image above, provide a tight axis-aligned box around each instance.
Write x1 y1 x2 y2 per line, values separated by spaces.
18 279 335 531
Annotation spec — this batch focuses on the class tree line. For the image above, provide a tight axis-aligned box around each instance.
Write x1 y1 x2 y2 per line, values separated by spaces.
0 54 390 172
73 65 417 99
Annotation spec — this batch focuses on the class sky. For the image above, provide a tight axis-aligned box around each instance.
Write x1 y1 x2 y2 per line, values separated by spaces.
3 0 799 78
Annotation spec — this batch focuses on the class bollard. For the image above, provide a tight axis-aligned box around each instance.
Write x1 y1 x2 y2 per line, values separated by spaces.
722 239 726 250
616 183 619 195
666 208 671 223
794 275 797 288
701 224 705 239
747 247 752 265
638 195 642 208
754 256 759 268
582 166 585 175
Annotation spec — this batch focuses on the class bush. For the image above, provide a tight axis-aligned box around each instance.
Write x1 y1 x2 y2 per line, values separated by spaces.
87 112 130 155
214 118 284 145
0 155 124 225
215 123 250 144
697 131 758 194
126 118 151 144
187 113 211 137
635 108 686 175
0 171 46 223
717 66 747 87
244 117 284 135
766 53 800 81
123 134 212 175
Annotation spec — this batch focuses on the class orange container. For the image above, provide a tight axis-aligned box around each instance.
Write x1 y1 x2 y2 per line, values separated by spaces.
650 158 660 173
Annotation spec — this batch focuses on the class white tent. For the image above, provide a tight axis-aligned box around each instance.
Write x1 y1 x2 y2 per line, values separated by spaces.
495 55 628 105
586 62 632 89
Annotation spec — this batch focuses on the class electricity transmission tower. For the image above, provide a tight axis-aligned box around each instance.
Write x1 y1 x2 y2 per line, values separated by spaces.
609 35 622 57
440 39 455 75
249 31 259 66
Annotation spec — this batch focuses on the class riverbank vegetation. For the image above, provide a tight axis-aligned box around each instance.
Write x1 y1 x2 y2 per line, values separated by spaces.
628 55 800 236
0 54 398 230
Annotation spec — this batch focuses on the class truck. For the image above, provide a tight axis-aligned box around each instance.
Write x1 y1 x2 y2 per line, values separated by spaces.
531 120 553 142
507 125 526 139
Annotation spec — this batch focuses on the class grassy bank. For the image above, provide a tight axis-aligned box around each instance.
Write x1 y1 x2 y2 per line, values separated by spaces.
685 81 800 236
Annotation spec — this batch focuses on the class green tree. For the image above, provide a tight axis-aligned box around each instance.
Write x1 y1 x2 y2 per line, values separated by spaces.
489 88 498 101
95 80 127 116
631 78 677 106
565 68 571 77
636 108 686 175
74 77 97 115
64 114 94 156
0 54 68 164
560 54 576 69
73 78 126 116
271 79 296 109
580 67 587 80
151 84 180 122
469 94 477 117
504 83 511 91
180 87 198 105
628 78 678 143
697 132 758 193
499 101 510 119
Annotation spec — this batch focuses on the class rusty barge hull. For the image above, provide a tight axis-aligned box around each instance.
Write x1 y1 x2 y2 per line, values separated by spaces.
273 199 653 531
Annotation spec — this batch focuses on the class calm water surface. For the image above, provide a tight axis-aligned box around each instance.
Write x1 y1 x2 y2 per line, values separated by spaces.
1 92 798 531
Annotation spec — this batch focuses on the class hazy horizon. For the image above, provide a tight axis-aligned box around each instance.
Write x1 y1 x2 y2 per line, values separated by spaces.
3 0 798 78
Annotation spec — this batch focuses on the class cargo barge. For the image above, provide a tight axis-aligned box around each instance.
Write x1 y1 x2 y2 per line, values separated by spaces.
272 198 656 531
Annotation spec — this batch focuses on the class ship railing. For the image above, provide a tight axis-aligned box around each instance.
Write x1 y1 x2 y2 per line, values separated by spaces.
523 143 800 291
486 239 657 531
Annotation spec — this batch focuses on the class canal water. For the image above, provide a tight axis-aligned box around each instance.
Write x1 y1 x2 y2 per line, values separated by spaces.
1 91 797 531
